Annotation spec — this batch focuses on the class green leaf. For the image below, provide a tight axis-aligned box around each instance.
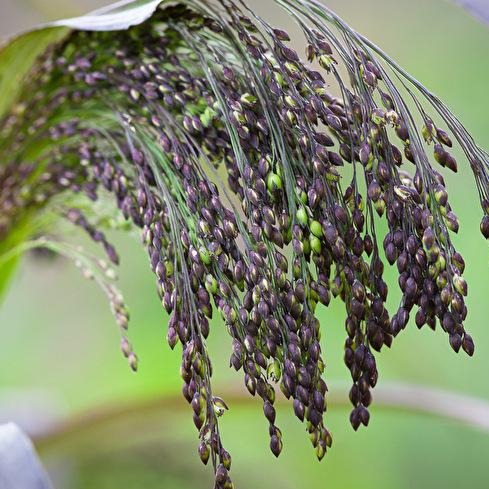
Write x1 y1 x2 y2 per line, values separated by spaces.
0 216 34 303
0 28 68 119
0 0 169 294
0 1 166 119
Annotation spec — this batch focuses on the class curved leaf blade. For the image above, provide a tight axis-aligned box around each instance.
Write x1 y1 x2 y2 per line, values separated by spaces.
49 0 164 31
0 27 68 119
0 0 166 119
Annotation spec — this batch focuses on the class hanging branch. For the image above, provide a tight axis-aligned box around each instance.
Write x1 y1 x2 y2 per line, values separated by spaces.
0 1 488 487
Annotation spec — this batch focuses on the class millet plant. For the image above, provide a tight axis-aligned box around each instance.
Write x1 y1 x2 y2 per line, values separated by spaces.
0 1 488 487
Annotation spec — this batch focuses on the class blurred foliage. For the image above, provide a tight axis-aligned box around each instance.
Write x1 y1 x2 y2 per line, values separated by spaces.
38 400 489 488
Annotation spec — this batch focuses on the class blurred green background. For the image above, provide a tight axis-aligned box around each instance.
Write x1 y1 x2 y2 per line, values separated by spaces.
0 0 489 488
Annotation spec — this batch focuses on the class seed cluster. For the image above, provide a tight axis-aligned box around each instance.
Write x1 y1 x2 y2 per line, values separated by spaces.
1 1 488 487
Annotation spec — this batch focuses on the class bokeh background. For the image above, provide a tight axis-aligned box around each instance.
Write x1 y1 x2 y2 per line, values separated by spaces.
1 0 489 488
